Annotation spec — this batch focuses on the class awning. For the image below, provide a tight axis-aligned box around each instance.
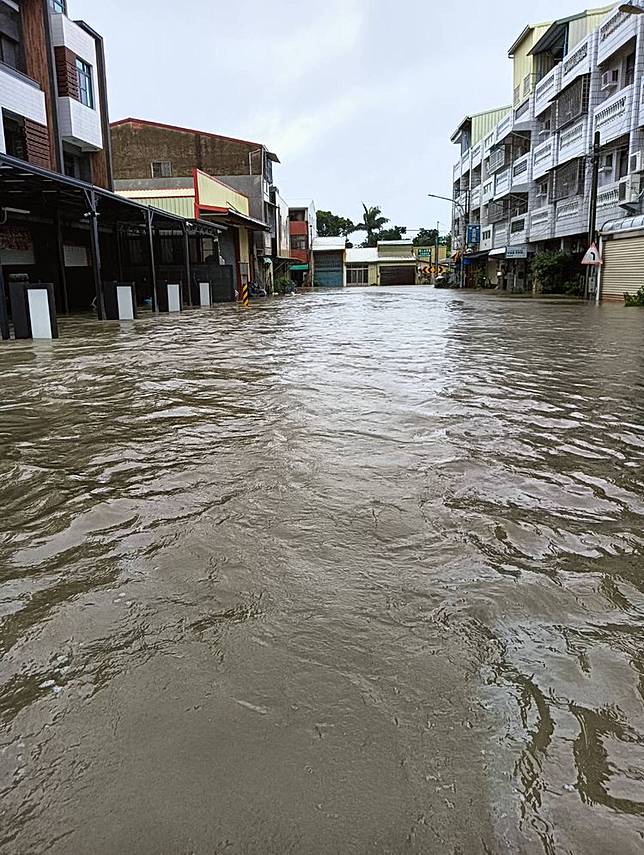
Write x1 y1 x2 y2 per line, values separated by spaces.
465 250 490 260
489 248 506 257
199 207 269 231
0 153 224 236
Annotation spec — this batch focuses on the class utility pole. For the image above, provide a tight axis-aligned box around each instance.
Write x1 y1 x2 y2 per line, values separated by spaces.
435 219 440 284
586 130 601 299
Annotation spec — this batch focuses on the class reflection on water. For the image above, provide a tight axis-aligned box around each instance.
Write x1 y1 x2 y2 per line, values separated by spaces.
0 290 643 853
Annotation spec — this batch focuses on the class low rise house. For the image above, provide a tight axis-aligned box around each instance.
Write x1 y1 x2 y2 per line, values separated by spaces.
346 247 378 286
376 240 418 285
312 236 346 287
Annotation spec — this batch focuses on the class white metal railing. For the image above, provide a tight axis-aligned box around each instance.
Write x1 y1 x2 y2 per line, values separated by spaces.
533 137 554 166
483 131 496 152
562 37 589 81
470 186 481 208
470 142 482 164
496 112 512 140
495 168 511 197
558 118 586 161
481 180 494 202
594 84 633 134
535 66 558 103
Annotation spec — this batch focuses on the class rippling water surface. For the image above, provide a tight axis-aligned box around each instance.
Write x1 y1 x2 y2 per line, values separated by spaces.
1 288 643 853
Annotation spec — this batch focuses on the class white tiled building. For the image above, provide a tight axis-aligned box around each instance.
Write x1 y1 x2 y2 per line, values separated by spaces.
450 3 644 291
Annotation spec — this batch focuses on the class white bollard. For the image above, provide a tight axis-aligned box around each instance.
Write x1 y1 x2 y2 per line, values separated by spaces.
116 285 135 320
27 289 53 339
167 283 181 312
199 282 211 307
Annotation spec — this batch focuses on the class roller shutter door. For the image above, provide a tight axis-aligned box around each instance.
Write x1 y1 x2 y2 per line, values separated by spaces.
380 265 416 286
602 236 644 301
314 252 344 287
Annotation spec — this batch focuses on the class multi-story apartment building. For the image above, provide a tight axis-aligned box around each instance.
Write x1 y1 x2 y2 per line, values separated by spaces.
0 0 111 186
288 200 317 285
450 3 644 298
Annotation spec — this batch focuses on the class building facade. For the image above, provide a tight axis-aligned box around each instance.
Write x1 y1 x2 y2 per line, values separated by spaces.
288 200 317 285
110 118 283 288
0 0 111 186
450 3 644 298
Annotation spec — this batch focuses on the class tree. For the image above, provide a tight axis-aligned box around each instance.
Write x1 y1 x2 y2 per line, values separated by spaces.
317 210 356 237
377 226 407 242
354 204 390 247
413 228 439 247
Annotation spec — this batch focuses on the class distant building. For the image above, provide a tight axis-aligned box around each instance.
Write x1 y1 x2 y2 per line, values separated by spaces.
312 236 346 287
110 118 281 288
346 241 419 287
288 201 317 285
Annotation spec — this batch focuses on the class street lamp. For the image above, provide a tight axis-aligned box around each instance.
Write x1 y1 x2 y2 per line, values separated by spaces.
427 192 468 288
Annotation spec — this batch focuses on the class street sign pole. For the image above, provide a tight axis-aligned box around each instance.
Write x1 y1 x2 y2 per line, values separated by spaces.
585 131 601 299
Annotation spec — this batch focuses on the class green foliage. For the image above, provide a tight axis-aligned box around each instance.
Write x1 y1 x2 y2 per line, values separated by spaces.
354 204 390 246
531 251 582 295
624 285 644 306
316 210 355 237
413 228 438 246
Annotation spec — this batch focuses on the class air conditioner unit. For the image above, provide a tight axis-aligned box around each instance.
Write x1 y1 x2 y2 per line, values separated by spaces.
599 153 614 172
600 69 619 90
619 174 642 205
630 151 642 173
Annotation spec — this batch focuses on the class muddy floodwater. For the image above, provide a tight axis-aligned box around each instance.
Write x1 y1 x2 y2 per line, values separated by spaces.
1 288 643 854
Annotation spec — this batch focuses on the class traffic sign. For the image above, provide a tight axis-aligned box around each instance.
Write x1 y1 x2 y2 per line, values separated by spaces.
581 242 602 266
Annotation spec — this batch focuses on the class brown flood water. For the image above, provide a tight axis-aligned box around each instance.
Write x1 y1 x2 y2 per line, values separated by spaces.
0 288 643 854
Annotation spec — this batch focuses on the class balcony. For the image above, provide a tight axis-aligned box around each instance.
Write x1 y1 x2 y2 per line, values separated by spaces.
57 97 103 150
481 179 494 204
0 64 47 128
534 65 562 117
470 142 482 169
594 84 633 146
494 168 511 198
596 180 623 222
479 226 493 252
529 205 554 241
561 34 592 90
289 220 308 236
50 12 98 67
511 152 531 192
557 116 588 166
290 249 309 264
597 7 638 67
554 196 585 235
493 223 508 249
461 150 471 173
509 214 528 245
495 111 513 142
514 94 535 132
453 161 461 180
483 130 496 155
532 136 556 179
470 185 481 209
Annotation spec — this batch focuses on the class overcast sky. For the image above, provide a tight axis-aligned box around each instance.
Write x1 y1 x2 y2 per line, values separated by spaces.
72 0 607 234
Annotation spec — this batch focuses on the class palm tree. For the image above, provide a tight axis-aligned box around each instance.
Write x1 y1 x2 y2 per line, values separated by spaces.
354 204 389 247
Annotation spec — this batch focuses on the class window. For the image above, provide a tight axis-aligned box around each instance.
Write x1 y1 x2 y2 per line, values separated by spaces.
0 1 22 71
49 0 66 12
151 160 172 178
76 58 93 108
290 236 306 251
3 114 24 160
63 144 91 182
618 148 629 179
347 266 368 285
626 52 635 87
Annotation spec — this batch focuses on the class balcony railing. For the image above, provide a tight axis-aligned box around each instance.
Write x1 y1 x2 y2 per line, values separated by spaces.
483 130 496 153
512 152 531 188
558 117 587 164
534 65 561 116
598 7 637 64
561 35 591 89
470 142 482 166
488 146 508 173
555 197 582 221
494 168 511 198
481 179 494 203
461 151 471 172
533 137 555 178
594 83 633 145
470 186 481 209
597 180 621 210
496 112 513 141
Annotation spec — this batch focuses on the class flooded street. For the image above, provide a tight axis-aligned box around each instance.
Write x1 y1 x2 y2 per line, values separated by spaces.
1 287 643 853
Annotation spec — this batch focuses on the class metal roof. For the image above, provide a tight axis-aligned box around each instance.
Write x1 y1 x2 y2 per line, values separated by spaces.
0 154 224 235
601 214 644 234
312 236 346 251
